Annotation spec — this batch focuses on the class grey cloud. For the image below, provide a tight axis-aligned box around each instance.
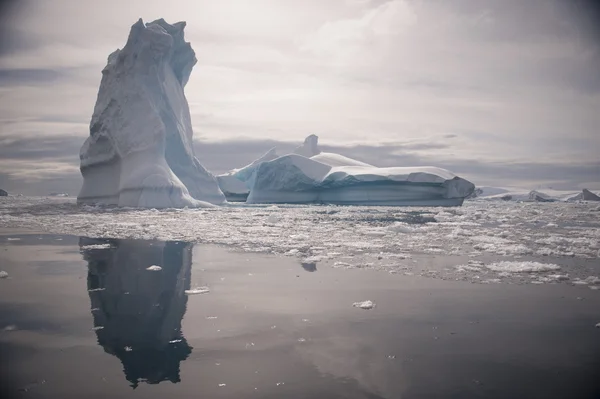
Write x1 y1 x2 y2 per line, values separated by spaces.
0 68 68 85
1 136 598 196
0 134 84 161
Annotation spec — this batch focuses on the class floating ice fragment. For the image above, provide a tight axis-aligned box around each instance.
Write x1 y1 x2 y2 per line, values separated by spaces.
124 346 133 352
266 214 280 223
146 265 162 271
88 288 106 292
334 261 353 268
206 316 218 320
547 274 569 281
0 271 8 279
91 326 104 331
81 244 112 250
297 338 306 342
6 237 20 241
596 323 600 328
218 383 226 387
169 339 182 343
3 325 17 331
185 286 210 295
353 300 376 309
276 382 285 386
485 261 560 273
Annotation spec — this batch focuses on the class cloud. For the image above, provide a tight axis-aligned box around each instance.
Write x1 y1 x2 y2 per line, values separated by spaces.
0 0 598 194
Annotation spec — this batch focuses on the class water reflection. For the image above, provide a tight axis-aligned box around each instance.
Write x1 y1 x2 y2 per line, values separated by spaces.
80 238 193 388
301 262 317 272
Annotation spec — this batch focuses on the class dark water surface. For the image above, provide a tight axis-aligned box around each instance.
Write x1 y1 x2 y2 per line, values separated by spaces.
0 233 599 398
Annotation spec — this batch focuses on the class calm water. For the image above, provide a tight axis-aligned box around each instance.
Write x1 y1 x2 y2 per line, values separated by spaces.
1 233 600 398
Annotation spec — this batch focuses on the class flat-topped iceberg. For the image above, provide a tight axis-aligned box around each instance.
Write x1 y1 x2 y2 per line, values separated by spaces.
78 19 225 208
471 187 600 202
246 136 475 206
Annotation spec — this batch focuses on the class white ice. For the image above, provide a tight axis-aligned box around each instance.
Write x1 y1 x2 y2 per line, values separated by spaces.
0 271 8 279
78 19 224 209
246 135 474 206
185 286 210 295
485 261 561 273
146 265 162 271
353 300 376 309
80 244 112 250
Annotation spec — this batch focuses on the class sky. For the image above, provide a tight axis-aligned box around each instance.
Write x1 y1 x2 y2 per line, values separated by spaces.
0 0 599 195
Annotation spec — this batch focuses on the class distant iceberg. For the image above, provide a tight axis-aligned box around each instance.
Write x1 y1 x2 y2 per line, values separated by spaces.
78 19 224 208
245 135 475 206
471 187 600 202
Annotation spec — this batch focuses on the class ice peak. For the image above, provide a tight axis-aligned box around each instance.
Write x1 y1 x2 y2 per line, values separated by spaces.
294 134 321 157
116 18 196 86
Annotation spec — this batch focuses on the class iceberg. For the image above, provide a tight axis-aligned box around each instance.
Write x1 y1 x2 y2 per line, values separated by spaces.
217 147 278 202
473 187 600 202
78 19 225 208
246 135 475 206
567 189 600 202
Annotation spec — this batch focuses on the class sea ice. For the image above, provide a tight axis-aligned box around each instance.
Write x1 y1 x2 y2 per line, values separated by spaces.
146 265 162 271
485 261 561 273
185 286 210 295
80 244 112 250
0 271 8 279
78 19 224 208
353 300 376 309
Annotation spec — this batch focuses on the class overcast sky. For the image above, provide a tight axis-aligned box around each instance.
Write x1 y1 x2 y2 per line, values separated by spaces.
0 0 599 195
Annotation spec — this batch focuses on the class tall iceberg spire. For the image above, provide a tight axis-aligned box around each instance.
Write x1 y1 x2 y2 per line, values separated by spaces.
78 19 225 208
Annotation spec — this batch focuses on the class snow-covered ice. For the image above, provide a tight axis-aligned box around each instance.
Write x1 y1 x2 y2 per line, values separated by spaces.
353 300 376 309
246 135 475 206
0 271 8 279
485 261 561 273
146 265 162 271
185 286 210 295
78 19 224 209
217 147 279 202
80 244 112 250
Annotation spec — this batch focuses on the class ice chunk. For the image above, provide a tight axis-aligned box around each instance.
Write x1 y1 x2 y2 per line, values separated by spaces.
485 261 561 273
78 19 225 208
0 271 8 279
185 286 210 295
81 244 112 250
353 300 376 309
146 265 162 271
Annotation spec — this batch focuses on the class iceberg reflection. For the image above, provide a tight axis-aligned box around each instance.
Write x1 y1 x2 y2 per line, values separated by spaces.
80 237 193 388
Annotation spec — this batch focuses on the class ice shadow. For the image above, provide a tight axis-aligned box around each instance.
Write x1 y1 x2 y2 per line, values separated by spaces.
80 237 193 388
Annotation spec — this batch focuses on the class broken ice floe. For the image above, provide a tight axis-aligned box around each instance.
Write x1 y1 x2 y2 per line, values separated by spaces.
146 265 162 271
185 286 210 295
485 261 561 273
0 271 8 279
353 300 376 309
80 243 112 250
